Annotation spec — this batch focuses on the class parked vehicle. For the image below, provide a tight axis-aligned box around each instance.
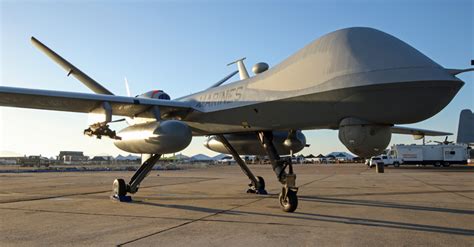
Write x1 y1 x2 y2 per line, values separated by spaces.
215 156 235 165
387 143 469 167
366 157 384 168
379 154 403 167
291 156 305 164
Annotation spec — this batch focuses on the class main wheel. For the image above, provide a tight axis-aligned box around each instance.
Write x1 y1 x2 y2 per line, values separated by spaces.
113 179 127 197
393 162 400 168
279 190 298 212
442 162 450 167
434 162 441 167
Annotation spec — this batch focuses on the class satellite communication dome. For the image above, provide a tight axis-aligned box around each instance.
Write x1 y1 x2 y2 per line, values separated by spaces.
252 62 269 74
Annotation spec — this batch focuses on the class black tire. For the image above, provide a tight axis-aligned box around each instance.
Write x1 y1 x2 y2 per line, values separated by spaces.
279 190 298 212
257 176 265 190
393 162 400 168
443 162 450 167
113 179 127 197
434 162 441 167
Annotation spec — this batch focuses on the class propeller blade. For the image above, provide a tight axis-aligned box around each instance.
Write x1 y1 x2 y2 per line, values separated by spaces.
123 77 135 126
124 77 131 97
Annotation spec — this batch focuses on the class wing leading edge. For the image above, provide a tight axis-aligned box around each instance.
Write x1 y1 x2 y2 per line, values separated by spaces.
0 86 196 119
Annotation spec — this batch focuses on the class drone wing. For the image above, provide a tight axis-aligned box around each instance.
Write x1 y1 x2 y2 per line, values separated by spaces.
0 86 195 119
391 126 452 140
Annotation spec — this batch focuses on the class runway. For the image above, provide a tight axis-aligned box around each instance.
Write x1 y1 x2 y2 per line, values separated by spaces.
1 164 473 246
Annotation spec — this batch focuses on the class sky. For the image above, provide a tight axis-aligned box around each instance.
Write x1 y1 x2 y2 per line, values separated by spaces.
1 0 473 158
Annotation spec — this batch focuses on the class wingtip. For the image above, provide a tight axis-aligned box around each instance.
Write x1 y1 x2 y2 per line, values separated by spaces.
30 36 39 45
446 67 474 76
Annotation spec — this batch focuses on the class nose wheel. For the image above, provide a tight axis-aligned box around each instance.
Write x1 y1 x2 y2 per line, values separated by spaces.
278 170 298 212
279 189 298 212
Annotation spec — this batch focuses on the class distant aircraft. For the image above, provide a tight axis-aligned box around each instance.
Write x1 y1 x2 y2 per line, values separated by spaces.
1 27 472 212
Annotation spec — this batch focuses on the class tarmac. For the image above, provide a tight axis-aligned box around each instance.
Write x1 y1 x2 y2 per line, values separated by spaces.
0 164 473 246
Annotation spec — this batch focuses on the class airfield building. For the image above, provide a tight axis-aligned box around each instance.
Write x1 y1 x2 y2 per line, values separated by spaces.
0 156 20 165
58 151 88 164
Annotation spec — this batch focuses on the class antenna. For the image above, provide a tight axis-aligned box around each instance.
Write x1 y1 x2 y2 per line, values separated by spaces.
227 57 249 80
208 70 239 89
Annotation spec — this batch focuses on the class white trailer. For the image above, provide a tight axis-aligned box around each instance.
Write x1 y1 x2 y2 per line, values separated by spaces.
388 144 469 167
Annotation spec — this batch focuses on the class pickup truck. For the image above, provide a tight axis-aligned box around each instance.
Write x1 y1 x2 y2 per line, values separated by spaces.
366 155 403 168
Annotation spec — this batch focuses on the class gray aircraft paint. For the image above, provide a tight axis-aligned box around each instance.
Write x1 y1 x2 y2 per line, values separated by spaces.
178 27 463 134
457 109 474 144
0 27 466 137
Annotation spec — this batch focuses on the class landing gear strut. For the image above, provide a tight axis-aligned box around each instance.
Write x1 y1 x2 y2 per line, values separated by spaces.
258 131 298 212
216 135 267 194
112 154 161 201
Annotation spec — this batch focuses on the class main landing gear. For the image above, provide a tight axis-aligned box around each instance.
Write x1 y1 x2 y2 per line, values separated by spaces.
111 134 298 212
258 131 298 212
112 154 161 202
216 135 267 194
216 132 298 212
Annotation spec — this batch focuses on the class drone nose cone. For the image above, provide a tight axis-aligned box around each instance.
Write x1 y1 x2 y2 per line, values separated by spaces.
298 27 448 77
248 27 462 92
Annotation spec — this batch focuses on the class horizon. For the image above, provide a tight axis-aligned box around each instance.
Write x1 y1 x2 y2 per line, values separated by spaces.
0 149 356 159
1 1 473 158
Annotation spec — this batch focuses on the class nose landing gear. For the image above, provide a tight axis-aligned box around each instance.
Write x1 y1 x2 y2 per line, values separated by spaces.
277 162 299 212
258 131 299 212
279 188 298 212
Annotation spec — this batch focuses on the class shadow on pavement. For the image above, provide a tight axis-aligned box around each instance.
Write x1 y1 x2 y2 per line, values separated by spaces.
133 200 241 215
299 196 474 215
134 198 474 236
315 189 474 198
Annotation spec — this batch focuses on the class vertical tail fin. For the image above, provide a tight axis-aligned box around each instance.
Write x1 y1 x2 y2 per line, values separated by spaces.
456 109 474 144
